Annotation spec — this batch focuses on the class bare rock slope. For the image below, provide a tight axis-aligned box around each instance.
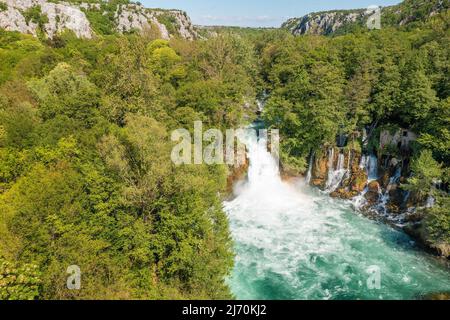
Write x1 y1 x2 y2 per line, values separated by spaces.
0 0 198 39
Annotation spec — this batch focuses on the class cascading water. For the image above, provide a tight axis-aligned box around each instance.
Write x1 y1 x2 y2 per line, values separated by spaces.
379 166 402 215
224 130 450 300
426 196 436 208
367 154 378 181
325 150 348 193
305 152 315 184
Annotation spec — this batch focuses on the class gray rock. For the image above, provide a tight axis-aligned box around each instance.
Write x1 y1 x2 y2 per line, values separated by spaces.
0 0 198 40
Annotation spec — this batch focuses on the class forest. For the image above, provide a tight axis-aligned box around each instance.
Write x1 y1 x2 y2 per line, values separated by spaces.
0 0 449 300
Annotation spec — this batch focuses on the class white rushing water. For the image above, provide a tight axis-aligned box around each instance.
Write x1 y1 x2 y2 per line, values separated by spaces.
224 128 450 300
367 154 379 181
305 152 314 184
325 150 348 193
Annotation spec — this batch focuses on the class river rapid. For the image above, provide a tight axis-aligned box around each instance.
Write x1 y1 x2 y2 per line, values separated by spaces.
224 128 450 300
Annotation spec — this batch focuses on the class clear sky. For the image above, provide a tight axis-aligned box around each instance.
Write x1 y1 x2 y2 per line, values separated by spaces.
142 0 402 27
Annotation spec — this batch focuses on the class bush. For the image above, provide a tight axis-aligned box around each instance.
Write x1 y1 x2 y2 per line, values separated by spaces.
424 195 450 245
22 6 49 29
0 2 8 12
0 257 41 300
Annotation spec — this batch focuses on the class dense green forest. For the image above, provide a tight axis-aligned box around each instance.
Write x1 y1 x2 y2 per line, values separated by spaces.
0 0 449 300
0 28 258 299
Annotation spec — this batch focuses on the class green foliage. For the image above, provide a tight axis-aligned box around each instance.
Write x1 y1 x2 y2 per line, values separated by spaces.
156 13 179 37
0 2 7 12
417 98 450 163
82 1 123 36
424 194 450 245
22 5 49 30
0 28 246 300
28 63 100 126
402 150 443 199
0 257 41 300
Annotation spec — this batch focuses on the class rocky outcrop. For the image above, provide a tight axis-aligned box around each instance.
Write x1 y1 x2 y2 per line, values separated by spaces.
282 0 449 36
283 10 367 36
0 0 92 38
0 0 198 39
115 5 198 40
310 150 328 189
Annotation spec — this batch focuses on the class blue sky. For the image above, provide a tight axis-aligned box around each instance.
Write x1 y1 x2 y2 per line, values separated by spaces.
142 0 401 27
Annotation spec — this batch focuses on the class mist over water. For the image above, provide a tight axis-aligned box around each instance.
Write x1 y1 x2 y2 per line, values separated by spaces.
224 130 450 300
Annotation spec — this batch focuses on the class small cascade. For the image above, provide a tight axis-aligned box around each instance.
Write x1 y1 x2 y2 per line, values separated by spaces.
362 128 368 147
378 166 402 214
256 91 268 115
256 100 264 113
359 154 367 169
325 148 335 187
353 187 369 209
426 196 435 208
305 152 315 184
345 150 351 180
326 150 348 193
367 154 378 181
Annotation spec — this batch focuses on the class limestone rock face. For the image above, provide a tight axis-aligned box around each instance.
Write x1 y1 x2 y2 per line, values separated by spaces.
283 11 366 36
282 0 449 36
115 6 197 40
43 2 92 38
0 0 198 40
0 0 92 38
0 2 37 35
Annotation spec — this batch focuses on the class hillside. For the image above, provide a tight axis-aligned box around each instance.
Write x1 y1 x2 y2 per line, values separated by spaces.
282 0 449 35
0 0 198 39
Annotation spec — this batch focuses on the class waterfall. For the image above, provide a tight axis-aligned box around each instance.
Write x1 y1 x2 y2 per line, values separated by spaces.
224 125 450 300
325 150 348 193
345 150 351 180
426 196 435 208
378 166 402 214
256 100 264 113
367 154 378 181
362 128 368 147
359 154 367 169
353 187 369 209
256 91 268 113
305 152 314 184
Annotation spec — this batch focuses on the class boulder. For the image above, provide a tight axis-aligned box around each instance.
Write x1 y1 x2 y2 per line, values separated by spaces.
331 188 358 200
368 181 380 193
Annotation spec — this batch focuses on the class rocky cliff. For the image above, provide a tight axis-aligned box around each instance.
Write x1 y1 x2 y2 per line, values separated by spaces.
0 0 198 39
282 0 448 36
